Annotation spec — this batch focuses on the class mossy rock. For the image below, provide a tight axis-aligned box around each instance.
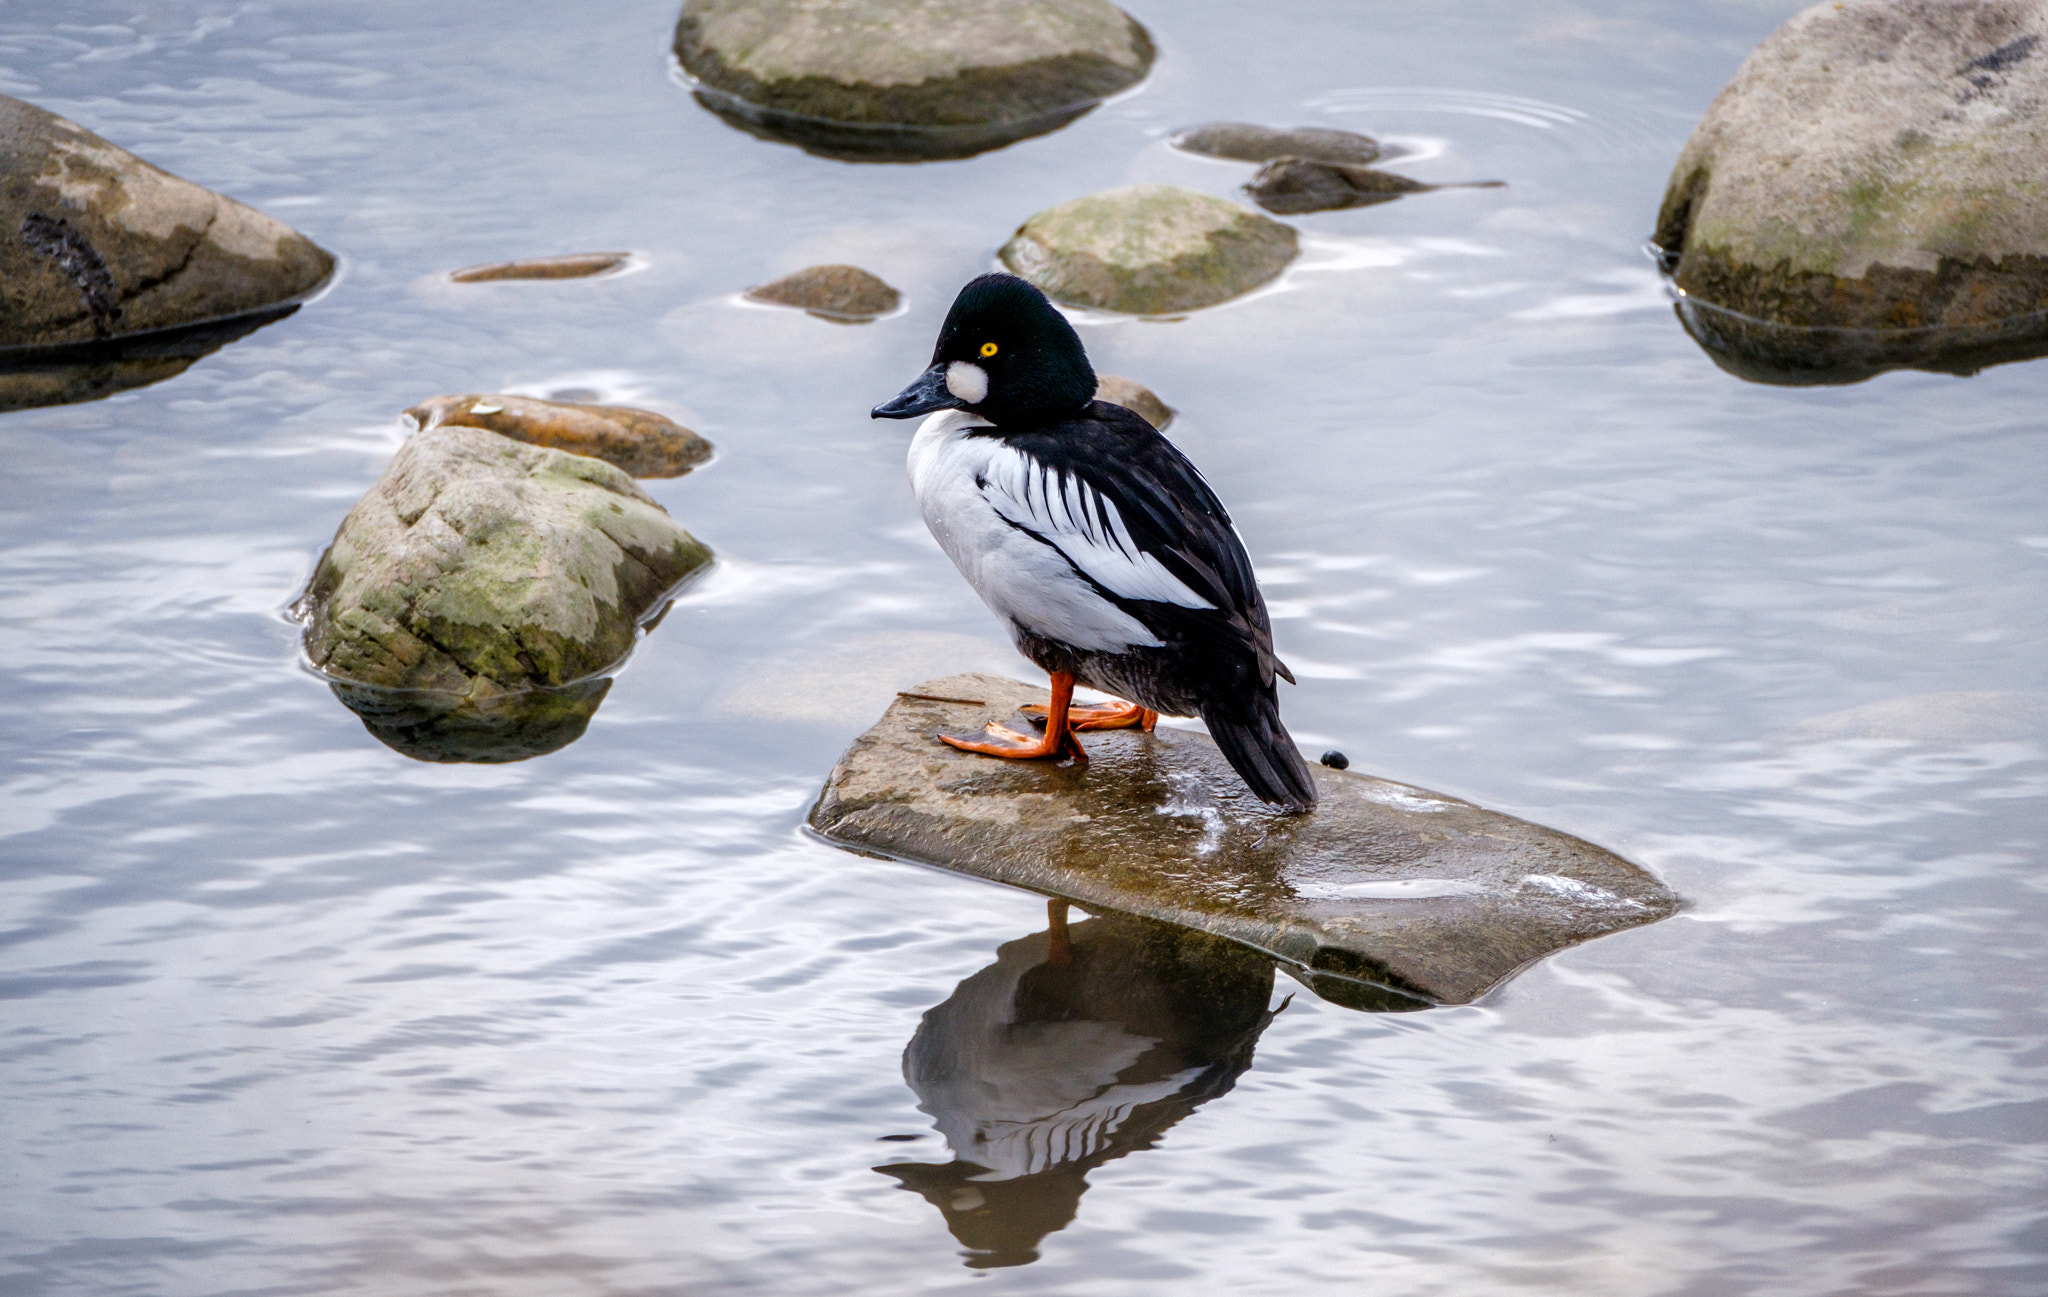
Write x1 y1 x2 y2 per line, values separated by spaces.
1653 0 2048 382
999 184 1298 315
300 426 711 698
0 95 332 349
674 0 1154 161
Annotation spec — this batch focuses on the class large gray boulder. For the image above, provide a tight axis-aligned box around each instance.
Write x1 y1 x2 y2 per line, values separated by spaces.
674 0 1154 161
0 95 333 350
809 675 1682 1008
999 184 1298 315
1654 0 2048 383
299 426 712 761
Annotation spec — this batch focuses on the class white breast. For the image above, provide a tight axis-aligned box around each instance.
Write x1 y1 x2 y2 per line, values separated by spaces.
908 410 1163 653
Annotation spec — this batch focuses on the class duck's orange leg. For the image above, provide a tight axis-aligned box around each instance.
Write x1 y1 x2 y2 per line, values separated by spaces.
1021 698 1158 732
939 671 1088 762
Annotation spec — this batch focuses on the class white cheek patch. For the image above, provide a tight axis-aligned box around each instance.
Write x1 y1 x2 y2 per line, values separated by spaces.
945 361 989 405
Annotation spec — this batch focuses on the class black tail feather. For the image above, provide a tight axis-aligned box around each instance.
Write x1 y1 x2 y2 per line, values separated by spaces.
1204 697 1318 811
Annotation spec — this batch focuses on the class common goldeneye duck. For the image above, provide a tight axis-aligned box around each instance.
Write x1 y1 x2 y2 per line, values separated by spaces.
870 272 1317 811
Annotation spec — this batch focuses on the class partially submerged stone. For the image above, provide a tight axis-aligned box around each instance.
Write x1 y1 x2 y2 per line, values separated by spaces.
999 184 1298 315
1245 159 1503 216
674 0 1155 161
1171 121 1382 166
0 95 333 349
1092 373 1172 430
745 263 901 322
448 252 631 282
406 393 713 479
299 426 712 761
811 675 1682 1008
1653 0 2048 384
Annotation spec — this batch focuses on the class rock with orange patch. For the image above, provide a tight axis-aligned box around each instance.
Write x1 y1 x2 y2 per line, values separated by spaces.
407 393 713 479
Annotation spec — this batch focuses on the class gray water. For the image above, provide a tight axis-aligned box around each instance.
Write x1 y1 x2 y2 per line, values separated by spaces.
4 0 2046 1292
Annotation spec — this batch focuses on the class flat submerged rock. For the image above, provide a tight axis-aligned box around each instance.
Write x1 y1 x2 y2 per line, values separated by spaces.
809 675 1682 1008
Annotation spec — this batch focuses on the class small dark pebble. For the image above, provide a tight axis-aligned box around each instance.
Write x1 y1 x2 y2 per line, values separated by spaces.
1320 750 1349 770
1246 158 1505 216
1171 121 1382 166
449 252 631 282
876 1133 923 1142
746 263 901 323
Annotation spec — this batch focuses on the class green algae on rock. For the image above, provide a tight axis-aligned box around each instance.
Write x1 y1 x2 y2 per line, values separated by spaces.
0 95 333 351
300 426 711 762
1652 0 2048 384
674 0 1154 161
406 393 714 479
999 184 1298 315
809 674 1682 1008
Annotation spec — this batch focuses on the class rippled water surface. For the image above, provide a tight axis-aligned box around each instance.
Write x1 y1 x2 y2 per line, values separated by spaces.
4 1 2046 1292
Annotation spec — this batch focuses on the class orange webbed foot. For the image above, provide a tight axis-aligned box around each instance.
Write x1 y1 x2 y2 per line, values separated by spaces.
1020 699 1159 732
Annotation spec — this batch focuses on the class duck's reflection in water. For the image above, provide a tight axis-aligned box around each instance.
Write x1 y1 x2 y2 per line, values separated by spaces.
876 906 1280 1269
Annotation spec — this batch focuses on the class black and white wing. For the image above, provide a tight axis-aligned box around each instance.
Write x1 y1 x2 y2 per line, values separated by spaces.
984 405 1291 687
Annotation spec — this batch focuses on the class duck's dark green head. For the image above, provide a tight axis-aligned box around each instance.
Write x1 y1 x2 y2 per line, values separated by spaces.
872 273 1096 427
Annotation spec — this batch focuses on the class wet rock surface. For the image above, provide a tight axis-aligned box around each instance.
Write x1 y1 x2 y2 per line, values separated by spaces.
999 184 1298 315
810 675 1683 1007
1245 158 1502 216
1653 0 2048 383
299 426 711 761
878 913 1275 1268
1092 373 1172 430
0 95 333 349
448 252 631 282
745 263 901 321
406 393 713 479
674 0 1154 161
1170 121 1382 166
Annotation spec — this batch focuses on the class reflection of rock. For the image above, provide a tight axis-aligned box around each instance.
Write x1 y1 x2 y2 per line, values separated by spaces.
1092 373 1172 430
811 674 1681 1007
673 0 1154 162
299 427 711 760
1652 0 2048 384
328 676 612 764
745 263 900 321
1245 159 1502 216
406 393 713 479
1171 121 1382 165
877 914 1276 1269
447 252 630 282
0 307 293 412
999 185 1298 315
0 95 333 349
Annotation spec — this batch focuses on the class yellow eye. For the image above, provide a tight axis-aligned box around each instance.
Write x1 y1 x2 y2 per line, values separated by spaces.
979 341 999 358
